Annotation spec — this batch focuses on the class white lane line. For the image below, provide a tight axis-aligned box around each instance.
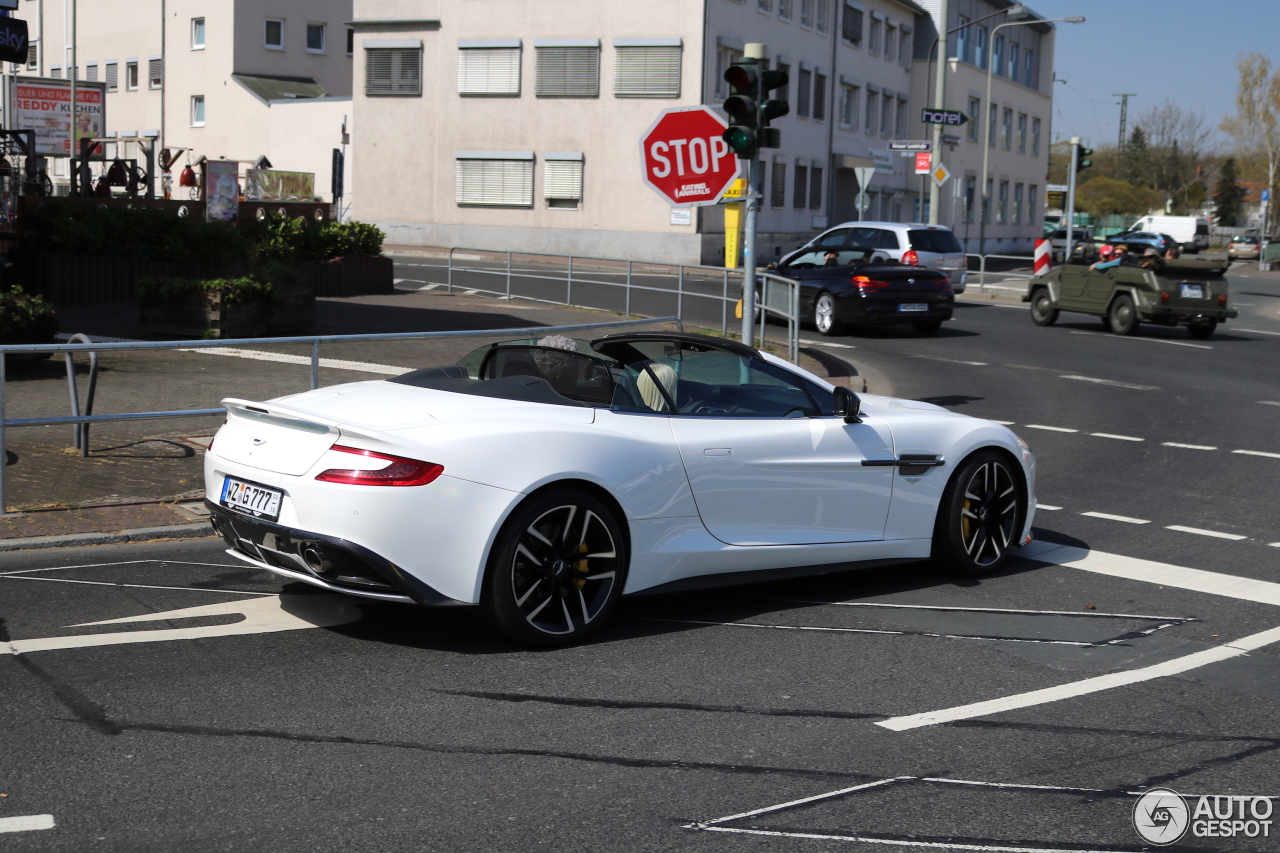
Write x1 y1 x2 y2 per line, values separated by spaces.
624 617 1096 646
920 777 1110 793
774 598 1188 622
0 559 239 577
1089 432 1144 441
1165 525 1248 541
989 420 1015 425
1260 401 1280 407
1019 541 1280 606
0 575 274 595
1036 505 1062 511
1068 330 1212 349
1237 328 1280 336
694 824 1139 852
877 624 1280 731
392 278 425 285
1024 424 1077 433
1163 442 1217 450
1060 375 1158 391
0 815 55 834
1080 511 1150 524
1233 448 1280 459
799 339 856 349
1271 543 1280 548
181 347 409 376
911 353 988 363
694 777 909 827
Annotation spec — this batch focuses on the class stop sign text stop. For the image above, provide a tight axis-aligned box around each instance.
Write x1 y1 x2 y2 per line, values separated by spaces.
639 106 740 207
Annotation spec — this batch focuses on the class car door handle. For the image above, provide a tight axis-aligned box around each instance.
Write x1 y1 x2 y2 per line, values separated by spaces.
861 454 945 469
704 448 733 457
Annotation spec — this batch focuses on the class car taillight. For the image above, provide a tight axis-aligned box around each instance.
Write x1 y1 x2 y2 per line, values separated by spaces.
853 275 890 291
1160 292 1170 305
1218 294 1227 307
315 445 444 486
901 249 919 265
934 277 952 290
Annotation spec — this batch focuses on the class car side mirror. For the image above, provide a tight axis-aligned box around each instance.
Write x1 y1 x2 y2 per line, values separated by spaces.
833 386 862 424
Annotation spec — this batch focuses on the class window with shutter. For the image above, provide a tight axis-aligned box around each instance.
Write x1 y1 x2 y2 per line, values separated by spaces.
544 157 583 209
613 46 680 98
794 164 808 209
366 47 422 96
842 5 862 44
106 61 118 91
148 57 163 89
797 68 810 117
26 41 37 70
458 47 521 96
810 166 823 210
86 63 98 81
536 46 599 97
455 155 534 207
771 161 786 208
813 73 826 121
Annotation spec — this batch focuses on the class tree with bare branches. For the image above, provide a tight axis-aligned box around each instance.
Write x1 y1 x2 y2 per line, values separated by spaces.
1221 52 1280 235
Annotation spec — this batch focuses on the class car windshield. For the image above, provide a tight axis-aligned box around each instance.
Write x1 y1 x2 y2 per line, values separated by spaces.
907 230 963 253
783 248 883 269
1233 236 1259 244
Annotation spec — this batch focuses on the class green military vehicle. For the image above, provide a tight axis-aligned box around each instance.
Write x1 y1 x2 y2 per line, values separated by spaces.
1023 256 1237 339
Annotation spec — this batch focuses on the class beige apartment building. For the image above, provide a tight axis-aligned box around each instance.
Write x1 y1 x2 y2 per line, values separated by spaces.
910 0 1056 254
7 0 353 201
350 0 934 265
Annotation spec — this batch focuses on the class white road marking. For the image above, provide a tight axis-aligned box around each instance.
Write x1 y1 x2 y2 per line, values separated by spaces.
0 595 361 656
1024 424 1077 433
1080 511 1150 524
989 420 1015 425
1165 525 1248 541
181 346 409 376
912 355 988 366
0 575 273 595
799 339 856 349
1036 505 1062 510
920 777 1109 793
1259 401 1280 407
694 823 1138 852
0 559 242 577
776 599 1188 622
0 815 55 834
625 617 1097 646
392 278 425 285
1271 543 1280 548
1233 448 1280 459
1060 375 1158 390
877 624 1280 730
694 777 908 827
1089 432 1144 441
1162 442 1217 450
1068 330 1211 349
1019 541 1280 606
1237 328 1280 336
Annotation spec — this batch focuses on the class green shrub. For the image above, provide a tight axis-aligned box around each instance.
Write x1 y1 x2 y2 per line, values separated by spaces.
0 285 58 344
31 200 250 268
243 214 386 263
137 275 277 307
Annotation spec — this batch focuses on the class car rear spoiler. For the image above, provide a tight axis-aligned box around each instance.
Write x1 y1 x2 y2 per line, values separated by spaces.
221 398 401 447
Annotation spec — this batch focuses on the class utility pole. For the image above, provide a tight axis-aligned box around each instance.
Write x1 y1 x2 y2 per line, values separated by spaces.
1114 93 1136 149
927 0 950 224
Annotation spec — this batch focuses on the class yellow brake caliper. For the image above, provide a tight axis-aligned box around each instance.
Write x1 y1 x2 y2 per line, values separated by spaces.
573 543 589 589
962 498 972 541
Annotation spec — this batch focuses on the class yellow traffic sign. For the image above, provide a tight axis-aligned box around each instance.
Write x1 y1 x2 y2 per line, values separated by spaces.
722 178 748 199
931 162 951 187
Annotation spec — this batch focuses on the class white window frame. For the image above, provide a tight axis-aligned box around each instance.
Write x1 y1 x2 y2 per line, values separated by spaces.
816 0 830 34
534 39 600 98
838 82 858 129
612 38 682 98
455 151 534 207
50 65 61 79
1031 117 1041 156
265 18 285 51
778 0 793 21
457 40 522 96
864 86 878 134
192 17 205 50
26 40 38 71
125 61 138 91
148 55 163 89
967 96 980 142
191 95 205 127
544 152 583 210
306 23 327 55
365 41 423 96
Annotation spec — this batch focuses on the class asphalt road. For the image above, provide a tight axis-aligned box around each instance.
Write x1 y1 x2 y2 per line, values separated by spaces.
2 262 1279 851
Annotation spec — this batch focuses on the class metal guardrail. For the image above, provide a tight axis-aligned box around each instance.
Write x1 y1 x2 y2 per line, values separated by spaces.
970 253 1036 294
0 316 681 515
444 248 801 364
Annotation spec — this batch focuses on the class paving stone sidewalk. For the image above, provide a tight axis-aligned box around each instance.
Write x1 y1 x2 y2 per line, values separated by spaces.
2 288 863 547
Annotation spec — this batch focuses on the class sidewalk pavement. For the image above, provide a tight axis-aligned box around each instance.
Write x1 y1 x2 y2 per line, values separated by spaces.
1 287 872 551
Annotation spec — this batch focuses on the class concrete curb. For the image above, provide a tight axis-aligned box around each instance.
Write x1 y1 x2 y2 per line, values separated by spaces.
0 522 215 553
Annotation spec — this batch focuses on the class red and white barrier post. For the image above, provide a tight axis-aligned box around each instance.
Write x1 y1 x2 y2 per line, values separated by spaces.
1034 239 1052 276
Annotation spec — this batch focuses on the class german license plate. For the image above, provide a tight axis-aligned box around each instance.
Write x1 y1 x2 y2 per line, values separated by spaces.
898 303 928 312
1181 284 1205 299
221 476 283 521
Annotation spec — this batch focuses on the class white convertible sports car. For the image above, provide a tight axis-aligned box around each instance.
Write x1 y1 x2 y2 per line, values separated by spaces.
205 331 1036 646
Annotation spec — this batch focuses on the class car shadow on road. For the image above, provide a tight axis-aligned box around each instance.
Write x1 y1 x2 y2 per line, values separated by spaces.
845 325 979 340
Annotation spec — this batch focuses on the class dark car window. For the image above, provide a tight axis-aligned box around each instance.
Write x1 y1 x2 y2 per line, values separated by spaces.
848 227 881 247
612 350 822 418
875 230 900 250
781 248 880 269
907 230 963 253
1195 223 1210 236
813 228 852 249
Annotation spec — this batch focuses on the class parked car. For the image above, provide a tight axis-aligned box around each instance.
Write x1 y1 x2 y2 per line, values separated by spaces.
1108 231 1180 257
1227 235 1262 261
1048 227 1094 262
1124 215 1210 253
774 247 954 336
788 222 968 292
1024 256 1237 339
206 331 1035 646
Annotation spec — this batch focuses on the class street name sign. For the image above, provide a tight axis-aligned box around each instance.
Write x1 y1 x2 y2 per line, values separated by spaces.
889 141 932 151
921 108 968 126
639 106 738 208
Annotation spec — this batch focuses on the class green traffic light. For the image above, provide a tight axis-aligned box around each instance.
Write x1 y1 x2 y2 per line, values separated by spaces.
723 126 756 154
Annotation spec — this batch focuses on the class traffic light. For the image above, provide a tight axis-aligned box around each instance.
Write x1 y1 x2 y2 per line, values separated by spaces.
758 68 789 150
1075 143 1093 173
722 60 760 159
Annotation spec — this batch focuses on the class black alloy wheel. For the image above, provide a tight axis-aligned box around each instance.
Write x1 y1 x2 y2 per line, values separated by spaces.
1030 289 1059 326
482 490 626 647
1187 318 1217 339
814 292 846 336
1107 294 1139 335
932 451 1024 576
913 319 943 336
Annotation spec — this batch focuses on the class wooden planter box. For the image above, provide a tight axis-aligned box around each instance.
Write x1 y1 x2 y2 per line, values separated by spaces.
139 282 314 339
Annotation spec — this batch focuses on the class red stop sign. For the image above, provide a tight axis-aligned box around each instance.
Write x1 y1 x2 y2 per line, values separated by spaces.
639 106 740 207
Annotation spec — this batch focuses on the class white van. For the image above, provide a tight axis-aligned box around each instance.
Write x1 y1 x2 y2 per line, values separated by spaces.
1124 216 1210 253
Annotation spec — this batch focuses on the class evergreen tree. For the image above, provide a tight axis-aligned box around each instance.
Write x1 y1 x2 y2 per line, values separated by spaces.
1124 127 1151 186
1213 158 1247 226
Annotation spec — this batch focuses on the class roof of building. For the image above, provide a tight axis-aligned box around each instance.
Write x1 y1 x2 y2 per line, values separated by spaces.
231 73 329 104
